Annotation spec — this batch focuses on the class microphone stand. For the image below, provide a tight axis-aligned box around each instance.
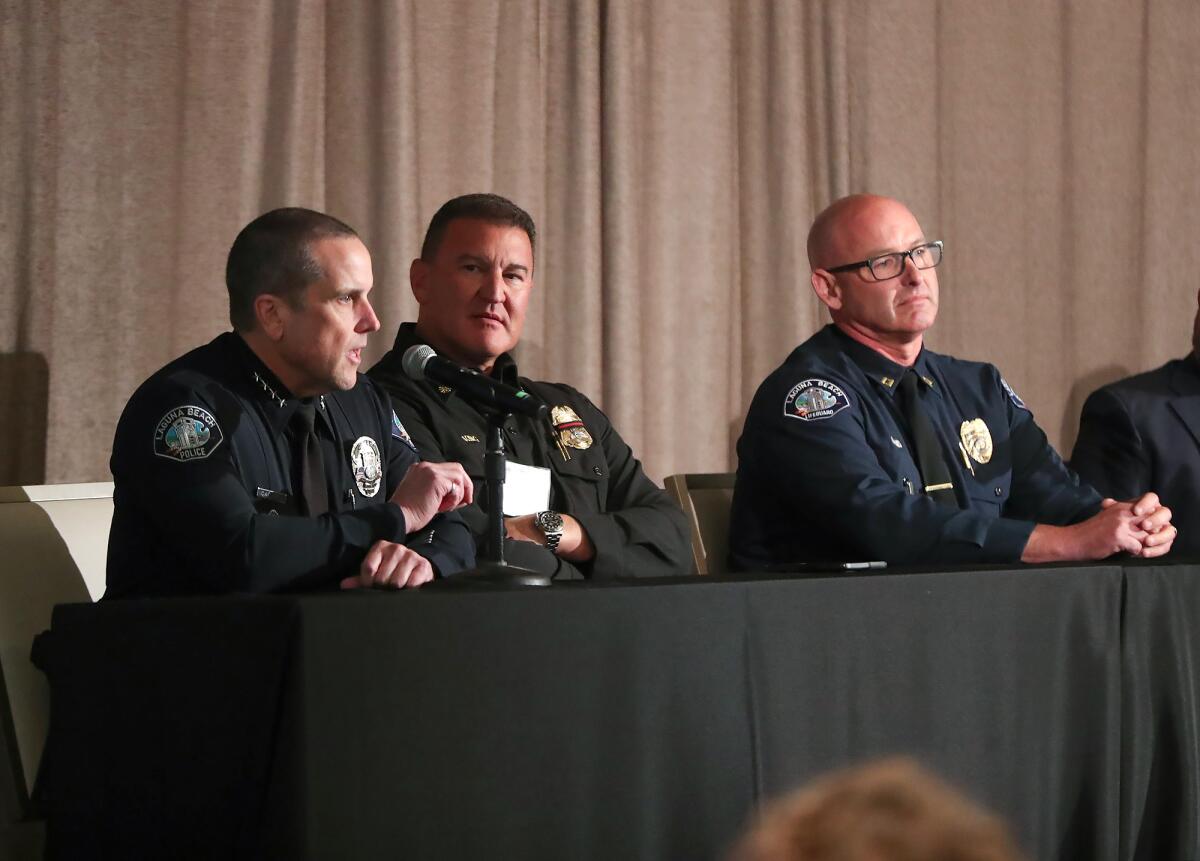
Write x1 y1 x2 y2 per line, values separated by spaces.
433 409 552 588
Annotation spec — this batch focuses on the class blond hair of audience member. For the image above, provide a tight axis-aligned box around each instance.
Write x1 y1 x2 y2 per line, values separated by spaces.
730 758 1026 861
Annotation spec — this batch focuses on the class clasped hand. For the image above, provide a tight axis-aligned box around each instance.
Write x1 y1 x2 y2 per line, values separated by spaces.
340 461 474 591
1094 492 1176 558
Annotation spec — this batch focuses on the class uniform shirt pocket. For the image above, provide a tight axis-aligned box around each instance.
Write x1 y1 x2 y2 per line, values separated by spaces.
964 468 1012 516
549 447 608 511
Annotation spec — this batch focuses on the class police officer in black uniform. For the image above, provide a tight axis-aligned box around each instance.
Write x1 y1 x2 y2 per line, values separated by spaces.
368 194 691 580
106 208 475 597
730 194 1176 570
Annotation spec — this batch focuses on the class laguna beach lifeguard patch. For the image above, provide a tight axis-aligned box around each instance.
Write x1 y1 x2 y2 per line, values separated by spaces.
783 379 850 422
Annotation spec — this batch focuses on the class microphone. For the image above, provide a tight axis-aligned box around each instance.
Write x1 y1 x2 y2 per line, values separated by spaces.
402 345 548 419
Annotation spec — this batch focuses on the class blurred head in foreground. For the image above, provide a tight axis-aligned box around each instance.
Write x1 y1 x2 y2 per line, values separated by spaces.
729 758 1026 861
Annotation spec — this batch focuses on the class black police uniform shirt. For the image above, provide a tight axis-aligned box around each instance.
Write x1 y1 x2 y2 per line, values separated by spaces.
730 324 1102 570
105 332 475 597
1071 355 1200 558
367 324 692 580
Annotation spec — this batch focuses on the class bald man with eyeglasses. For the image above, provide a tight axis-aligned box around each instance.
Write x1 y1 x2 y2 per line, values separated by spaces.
729 194 1175 570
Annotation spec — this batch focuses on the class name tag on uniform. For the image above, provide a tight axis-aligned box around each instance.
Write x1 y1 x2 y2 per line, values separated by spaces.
503 461 551 516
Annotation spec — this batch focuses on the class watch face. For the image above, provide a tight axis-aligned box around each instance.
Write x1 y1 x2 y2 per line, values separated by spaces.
537 510 564 533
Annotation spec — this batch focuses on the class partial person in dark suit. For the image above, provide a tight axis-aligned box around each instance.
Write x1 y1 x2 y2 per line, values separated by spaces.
1071 288 1200 558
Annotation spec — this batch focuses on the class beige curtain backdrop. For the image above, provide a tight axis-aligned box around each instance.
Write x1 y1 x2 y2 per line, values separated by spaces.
2 0 1198 487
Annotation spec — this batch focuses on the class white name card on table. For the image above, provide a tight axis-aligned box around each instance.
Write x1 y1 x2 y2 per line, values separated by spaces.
502 461 552 516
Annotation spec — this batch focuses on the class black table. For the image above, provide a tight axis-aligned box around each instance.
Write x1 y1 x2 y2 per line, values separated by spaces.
36 564 1200 860
1119 563 1200 860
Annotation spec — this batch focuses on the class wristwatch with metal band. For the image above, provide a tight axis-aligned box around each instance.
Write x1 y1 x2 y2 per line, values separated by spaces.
533 510 565 554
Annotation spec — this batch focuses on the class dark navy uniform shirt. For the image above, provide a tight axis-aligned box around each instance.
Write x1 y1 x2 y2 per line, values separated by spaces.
368 324 692 580
106 332 474 597
730 325 1101 570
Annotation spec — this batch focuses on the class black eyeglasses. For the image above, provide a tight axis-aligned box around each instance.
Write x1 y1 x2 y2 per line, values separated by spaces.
826 240 944 282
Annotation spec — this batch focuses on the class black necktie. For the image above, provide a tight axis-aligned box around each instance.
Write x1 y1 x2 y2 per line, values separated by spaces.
896 371 959 508
290 401 330 516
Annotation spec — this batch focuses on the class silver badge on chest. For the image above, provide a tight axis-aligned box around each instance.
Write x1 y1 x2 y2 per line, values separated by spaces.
350 436 383 497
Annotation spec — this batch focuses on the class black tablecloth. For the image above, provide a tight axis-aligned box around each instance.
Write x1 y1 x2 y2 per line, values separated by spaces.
35 564 1200 860
1120 563 1200 860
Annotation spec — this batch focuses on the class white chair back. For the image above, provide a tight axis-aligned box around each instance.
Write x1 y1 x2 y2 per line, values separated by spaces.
0 482 111 812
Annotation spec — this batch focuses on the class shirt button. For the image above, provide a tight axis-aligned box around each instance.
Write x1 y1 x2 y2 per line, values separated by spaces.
994 487 1003 497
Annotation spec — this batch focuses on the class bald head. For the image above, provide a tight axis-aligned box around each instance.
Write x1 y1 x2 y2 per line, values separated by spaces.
806 194 939 362
807 194 913 271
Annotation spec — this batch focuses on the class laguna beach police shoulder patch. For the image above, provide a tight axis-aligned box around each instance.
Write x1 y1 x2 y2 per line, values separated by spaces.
391 411 418 452
1000 377 1027 410
154 405 223 462
351 436 383 497
783 379 850 422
